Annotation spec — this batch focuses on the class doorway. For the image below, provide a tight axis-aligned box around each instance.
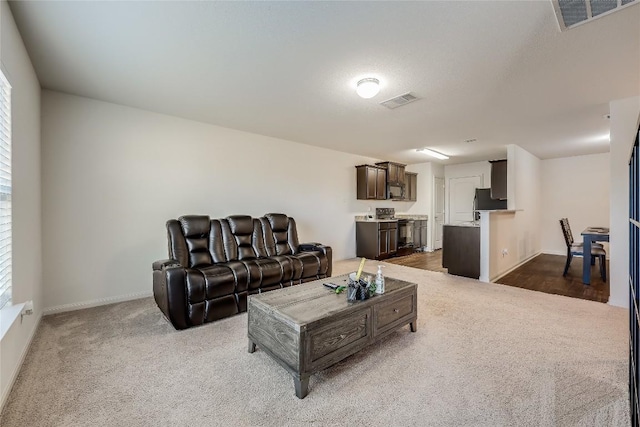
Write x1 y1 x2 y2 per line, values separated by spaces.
448 175 482 224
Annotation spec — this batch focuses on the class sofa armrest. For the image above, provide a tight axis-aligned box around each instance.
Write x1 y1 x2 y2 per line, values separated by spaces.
298 243 332 277
152 260 189 330
152 259 182 271
298 242 323 251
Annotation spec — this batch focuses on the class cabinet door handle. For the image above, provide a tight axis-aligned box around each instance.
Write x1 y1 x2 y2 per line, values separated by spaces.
394 308 399 313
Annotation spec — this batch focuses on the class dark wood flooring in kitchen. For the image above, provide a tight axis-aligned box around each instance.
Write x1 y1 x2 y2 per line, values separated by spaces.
385 250 447 273
386 251 609 303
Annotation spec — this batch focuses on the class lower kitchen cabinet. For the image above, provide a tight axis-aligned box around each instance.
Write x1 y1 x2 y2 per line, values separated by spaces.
356 221 398 260
442 225 480 278
412 220 428 250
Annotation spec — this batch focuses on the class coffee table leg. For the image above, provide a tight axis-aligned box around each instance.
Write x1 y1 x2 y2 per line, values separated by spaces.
294 374 310 399
248 339 256 353
410 321 417 332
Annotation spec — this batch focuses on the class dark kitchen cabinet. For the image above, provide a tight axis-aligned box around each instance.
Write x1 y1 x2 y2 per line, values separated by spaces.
412 220 428 250
490 159 507 200
356 165 387 200
375 161 406 185
442 225 480 279
356 221 398 260
405 172 418 201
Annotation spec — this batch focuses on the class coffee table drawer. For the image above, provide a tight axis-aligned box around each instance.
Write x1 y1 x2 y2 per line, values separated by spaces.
308 308 371 365
374 292 416 336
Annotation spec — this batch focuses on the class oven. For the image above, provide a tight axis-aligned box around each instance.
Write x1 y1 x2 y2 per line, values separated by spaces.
376 208 414 249
397 219 414 249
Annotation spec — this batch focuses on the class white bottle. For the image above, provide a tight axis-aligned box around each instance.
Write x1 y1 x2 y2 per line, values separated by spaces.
375 265 385 294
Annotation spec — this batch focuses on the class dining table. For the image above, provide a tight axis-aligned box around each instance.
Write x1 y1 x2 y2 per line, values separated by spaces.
581 226 610 285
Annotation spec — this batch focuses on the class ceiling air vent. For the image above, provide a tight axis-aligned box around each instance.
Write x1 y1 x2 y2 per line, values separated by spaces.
380 92 419 109
552 0 638 31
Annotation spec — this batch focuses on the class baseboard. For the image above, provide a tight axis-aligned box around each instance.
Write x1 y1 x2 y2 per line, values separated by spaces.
0 312 42 412
542 249 565 256
491 251 541 282
43 291 152 315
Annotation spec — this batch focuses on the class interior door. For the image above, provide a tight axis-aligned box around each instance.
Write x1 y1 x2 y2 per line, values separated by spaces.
433 177 445 250
448 175 482 225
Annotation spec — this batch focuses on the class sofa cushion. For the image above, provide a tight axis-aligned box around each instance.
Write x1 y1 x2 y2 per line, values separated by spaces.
291 251 321 278
178 215 214 268
241 258 283 289
264 213 299 255
224 215 258 261
269 255 296 283
225 260 249 293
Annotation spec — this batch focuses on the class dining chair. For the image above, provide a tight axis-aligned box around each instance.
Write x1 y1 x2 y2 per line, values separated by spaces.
562 217 603 250
559 218 606 281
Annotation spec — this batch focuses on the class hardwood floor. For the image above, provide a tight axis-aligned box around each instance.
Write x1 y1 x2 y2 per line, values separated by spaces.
385 250 447 273
496 253 609 303
386 251 609 303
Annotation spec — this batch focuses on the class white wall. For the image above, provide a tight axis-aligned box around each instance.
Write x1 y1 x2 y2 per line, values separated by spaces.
487 210 517 280
405 162 431 215
541 153 610 255
506 145 541 266
609 96 640 308
0 0 42 410
479 146 541 282
444 160 492 224
41 91 390 311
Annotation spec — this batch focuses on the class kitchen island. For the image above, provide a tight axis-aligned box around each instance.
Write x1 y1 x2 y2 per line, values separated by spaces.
442 224 480 279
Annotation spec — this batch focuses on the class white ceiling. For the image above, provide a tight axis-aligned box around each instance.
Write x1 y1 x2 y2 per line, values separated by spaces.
8 1 640 165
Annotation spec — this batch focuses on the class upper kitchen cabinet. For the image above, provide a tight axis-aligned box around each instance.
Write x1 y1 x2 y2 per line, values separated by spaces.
405 172 417 202
375 161 406 185
356 165 387 200
490 159 507 200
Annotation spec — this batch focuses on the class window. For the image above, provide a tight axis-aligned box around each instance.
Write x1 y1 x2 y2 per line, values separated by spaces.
0 71 11 310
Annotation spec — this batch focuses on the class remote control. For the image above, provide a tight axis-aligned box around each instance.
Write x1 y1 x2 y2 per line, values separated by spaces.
323 283 339 290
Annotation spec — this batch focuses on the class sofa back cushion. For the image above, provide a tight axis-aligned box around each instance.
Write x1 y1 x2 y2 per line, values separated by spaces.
263 213 300 255
173 215 214 268
167 213 302 266
223 215 259 261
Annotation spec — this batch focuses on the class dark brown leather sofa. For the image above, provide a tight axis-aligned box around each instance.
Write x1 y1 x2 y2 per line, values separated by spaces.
152 213 332 330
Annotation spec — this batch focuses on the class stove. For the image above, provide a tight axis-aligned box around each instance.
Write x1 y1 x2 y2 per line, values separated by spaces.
376 208 414 248
375 207 395 220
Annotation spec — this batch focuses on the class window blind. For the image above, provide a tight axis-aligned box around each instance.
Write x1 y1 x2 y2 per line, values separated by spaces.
0 71 11 310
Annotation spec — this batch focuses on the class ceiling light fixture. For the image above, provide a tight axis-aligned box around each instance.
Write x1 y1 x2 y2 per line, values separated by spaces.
416 148 449 160
356 78 380 99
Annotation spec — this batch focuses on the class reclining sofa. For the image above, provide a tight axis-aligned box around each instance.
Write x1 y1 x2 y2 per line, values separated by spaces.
152 213 332 330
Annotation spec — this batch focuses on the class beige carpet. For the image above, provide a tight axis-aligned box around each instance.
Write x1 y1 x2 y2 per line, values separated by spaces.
0 260 630 426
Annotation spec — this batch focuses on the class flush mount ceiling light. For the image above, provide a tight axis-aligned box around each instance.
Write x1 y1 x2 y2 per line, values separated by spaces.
416 148 449 160
356 78 380 99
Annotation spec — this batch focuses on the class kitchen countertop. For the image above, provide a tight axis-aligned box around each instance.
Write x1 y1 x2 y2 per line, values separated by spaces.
355 216 397 223
355 214 428 222
395 214 428 220
445 222 480 227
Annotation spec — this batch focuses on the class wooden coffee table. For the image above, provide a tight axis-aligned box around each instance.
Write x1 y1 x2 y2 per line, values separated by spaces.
247 273 417 398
